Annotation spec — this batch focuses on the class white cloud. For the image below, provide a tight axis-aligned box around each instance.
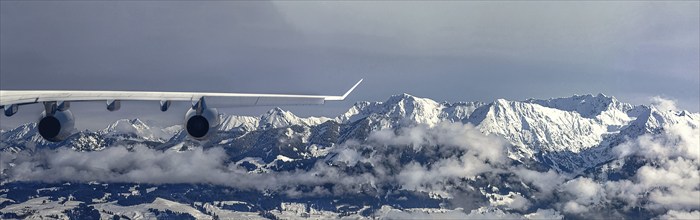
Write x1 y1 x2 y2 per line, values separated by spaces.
561 177 603 203
3 122 512 200
636 159 699 190
655 210 700 220
368 123 508 163
506 193 531 211
525 209 564 220
514 168 567 197
562 201 589 214
365 123 510 192
583 120 700 217
651 96 679 112
615 122 700 162
330 148 364 166
558 178 605 215
373 206 525 220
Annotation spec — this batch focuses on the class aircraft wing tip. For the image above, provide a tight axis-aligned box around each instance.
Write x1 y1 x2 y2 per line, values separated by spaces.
341 79 363 99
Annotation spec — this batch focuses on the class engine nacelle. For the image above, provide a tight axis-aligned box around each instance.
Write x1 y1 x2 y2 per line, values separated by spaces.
38 109 75 142
4 104 18 117
184 98 219 139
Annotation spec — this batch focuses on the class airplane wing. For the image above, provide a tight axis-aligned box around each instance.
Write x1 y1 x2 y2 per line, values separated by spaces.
0 79 362 108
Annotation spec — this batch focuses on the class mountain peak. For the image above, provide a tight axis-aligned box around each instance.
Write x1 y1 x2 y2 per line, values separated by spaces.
335 93 447 127
262 107 298 119
384 93 442 107
107 118 146 127
259 107 302 129
101 118 153 137
0 122 39 142
524 94 629 118
266 107 288 115
386 93 418 104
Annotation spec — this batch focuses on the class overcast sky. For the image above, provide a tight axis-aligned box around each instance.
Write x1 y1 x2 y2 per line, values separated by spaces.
1 1 698 130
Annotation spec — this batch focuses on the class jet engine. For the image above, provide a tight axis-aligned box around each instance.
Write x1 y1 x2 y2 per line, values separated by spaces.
38 102 75 142
184 98 219 139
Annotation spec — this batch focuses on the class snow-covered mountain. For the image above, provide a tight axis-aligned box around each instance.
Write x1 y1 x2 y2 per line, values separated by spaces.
1 94 698 219
337 93 484 127
2 93 696 173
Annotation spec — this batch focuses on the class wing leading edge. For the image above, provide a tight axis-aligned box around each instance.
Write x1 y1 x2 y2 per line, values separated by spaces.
0 79 363 107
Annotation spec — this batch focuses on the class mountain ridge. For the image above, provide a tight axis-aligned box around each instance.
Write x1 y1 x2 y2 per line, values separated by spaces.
1 93 698 173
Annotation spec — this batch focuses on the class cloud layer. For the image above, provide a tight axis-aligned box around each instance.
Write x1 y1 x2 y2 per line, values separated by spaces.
2 110 699 218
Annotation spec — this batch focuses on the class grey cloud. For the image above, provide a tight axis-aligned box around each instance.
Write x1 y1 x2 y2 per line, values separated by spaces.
1 1 698 131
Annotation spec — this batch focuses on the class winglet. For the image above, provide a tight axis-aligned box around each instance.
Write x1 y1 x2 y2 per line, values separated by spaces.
342 78 363 99
326 79 363 101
